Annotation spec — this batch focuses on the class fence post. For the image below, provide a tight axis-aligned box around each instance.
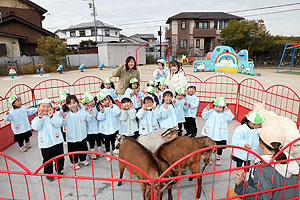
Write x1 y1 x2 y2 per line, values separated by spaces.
235 82 241 117
31 88 36 107
297 106 300 129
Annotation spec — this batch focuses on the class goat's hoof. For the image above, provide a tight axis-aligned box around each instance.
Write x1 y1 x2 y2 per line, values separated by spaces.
188 177 194 181
197 192 201 199
117 182 122 186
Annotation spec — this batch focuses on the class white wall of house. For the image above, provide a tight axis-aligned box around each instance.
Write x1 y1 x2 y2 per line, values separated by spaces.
171 20 178 35
65 28 120 46
0 36 21 57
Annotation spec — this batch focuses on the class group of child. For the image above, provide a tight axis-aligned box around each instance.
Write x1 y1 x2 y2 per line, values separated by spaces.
4 58 265 182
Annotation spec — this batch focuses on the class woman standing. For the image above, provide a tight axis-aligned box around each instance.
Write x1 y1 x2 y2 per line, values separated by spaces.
166 60 187 92
112 56 140 95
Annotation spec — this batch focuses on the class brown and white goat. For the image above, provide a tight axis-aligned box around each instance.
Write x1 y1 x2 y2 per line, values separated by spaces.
154 136 216 199
118 138 174 200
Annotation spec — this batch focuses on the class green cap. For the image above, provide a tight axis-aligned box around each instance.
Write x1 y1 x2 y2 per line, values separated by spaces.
145 86 155 94
82 92 94 103
38 98 52 106
213 97 226 107
147 81 155 86
246 111 265 124
103 78 111 84
61 89 70 96
97 91 108 101
130 78 139 84
9 95 19 105
157 59 167 66
176 86 184 94
58 94 67 102
162 89 173 97
160 80 168 86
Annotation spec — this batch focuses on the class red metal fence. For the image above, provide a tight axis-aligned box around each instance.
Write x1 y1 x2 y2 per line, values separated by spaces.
0 74 300 199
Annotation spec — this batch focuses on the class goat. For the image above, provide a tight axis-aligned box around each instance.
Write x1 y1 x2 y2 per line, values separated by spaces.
118 138 174 200
254 102 300 164
154 136 216 199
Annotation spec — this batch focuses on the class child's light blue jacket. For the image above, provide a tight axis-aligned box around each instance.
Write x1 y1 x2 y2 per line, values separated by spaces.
183 94 199 118
231 124 260 161
159 104 177 128
201 108 234 141
119 109 138 136
86 107 99 134
62 109 92 142
102 88 118 99
97 104 120 135
32 115 64 149
136 108 160 135
174 99 186 123
124 88 144 109
4 106 37 134
153 68 169 82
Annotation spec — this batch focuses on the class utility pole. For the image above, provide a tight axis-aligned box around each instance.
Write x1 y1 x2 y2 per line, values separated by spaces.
158 26 162 57
85 0 97 43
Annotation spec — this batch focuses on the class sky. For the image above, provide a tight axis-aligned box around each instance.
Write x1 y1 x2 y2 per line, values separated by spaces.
32 0 300 40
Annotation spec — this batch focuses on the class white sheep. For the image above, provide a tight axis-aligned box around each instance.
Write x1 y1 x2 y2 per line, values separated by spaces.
254 102 300 164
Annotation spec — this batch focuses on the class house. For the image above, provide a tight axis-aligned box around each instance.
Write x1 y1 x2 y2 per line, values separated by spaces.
130 34 157 43
0 0 55 56
55 29 67 42
64 20 122 47
165 12 243 57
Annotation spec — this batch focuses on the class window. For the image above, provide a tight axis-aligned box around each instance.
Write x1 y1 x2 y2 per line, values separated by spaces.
181 20 186 29
105 30 110 36
0 44 7 56
219 21 223 29
91 29 97 36
70 31 76 37
214 21 218 29
224 21 228 28
196 21 209 29
196 39 200 48
180 40 187 48
115 31 118 35
79 30 86 37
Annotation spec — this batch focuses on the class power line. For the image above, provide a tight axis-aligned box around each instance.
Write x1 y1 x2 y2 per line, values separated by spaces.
242 8 300 17
228 2 300 13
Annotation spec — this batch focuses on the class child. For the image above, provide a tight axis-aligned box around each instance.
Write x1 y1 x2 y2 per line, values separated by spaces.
101 78 118 99
201 97 234 165
55 94 68 142
31 98 64 182
4 95 37 152
231 110 265 170
153 59 169 84
146 81 155 88
124 78 144 111
82 92 101 160
96 91 120 161
156 79 168 105
173 86 186 136
136 95 160 135
183 83 199 137
119 95 138 139
61 95 92 170
159 89 177 129
144 86 159 106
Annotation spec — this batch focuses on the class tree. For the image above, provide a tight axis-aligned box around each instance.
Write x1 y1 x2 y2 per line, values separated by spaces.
220 19 273 56
79 39 97 49
36 36 68 66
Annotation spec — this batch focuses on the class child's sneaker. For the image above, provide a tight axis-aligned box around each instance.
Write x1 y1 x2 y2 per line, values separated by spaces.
81 160 89 166
25 142 31 149
216 155 222 166
72 163 80 170
20 146 27 152
106 152 111 162
46 176 54 182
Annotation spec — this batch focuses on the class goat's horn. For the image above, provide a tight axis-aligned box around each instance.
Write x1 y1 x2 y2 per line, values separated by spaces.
160 180 175 192
161 129 171 137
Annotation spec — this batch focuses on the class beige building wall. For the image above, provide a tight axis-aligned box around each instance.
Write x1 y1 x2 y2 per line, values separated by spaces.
171 20 178 34
0 0 34 10
0 36 21 57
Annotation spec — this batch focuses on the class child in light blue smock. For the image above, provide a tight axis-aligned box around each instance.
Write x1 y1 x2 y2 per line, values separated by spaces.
4 95 37 152
201 97 234 165
136 95 160 135
31 98 64 181
61 95 92 170
173 86 186 136
119 95 138 138
183 83 199 137
153 59 169 84
124 78 144 110
231 110 265 171
82 92 101 160
159 89 177 129
155 79 168 105
101 78 118 99
96 91 120 161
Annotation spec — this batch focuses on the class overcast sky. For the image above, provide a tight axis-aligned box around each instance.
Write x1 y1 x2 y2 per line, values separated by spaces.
32 0 300 40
